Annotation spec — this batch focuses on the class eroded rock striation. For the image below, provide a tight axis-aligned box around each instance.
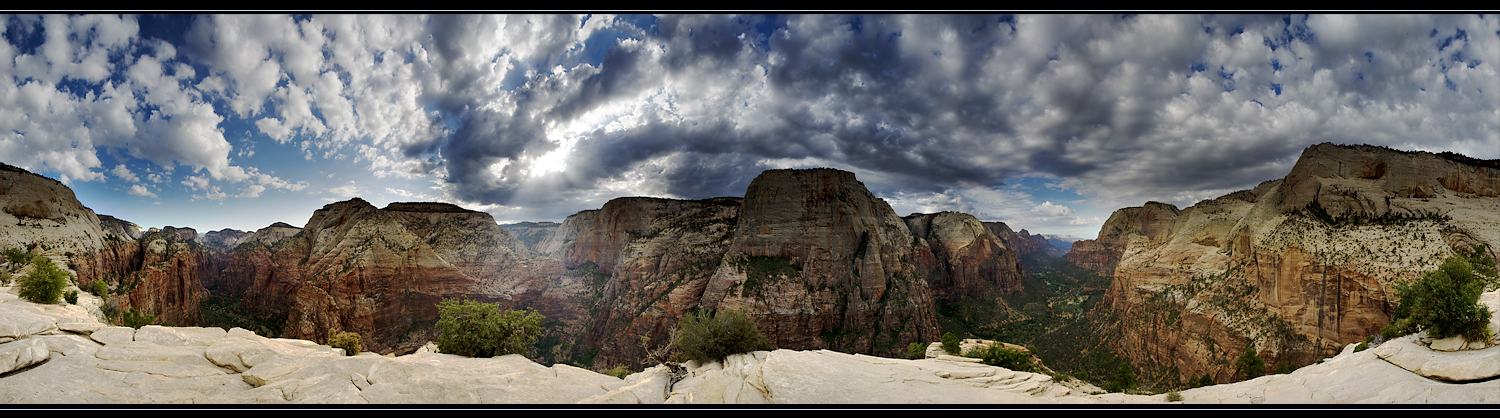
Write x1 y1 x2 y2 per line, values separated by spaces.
1073 143 1500 384
702 169 941 355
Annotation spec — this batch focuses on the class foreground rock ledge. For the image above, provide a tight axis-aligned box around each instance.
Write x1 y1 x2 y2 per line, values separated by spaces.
2 287 1498 404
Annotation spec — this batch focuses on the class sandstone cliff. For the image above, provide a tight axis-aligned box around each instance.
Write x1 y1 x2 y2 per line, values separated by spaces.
548 197 742 367
903 212 1025 300
1077 143 1500 385
501 221 562 254
701 169 940 356
0 163 108 257
98 215 143 241
207 198 554 354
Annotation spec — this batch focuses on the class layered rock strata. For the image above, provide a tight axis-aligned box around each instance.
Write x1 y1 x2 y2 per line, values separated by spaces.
1075 143 1500 384
701 169 940 356
903 212 1025 300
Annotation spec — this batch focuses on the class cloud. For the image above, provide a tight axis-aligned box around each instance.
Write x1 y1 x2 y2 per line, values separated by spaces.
110 164 139 183
126 184 157 198
329 181 360 198
1031 201 1075 217
1 14 1494 234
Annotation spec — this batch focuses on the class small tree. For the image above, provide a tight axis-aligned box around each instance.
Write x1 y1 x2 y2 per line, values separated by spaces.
941 332 960 355
1234 346 1266 381
122 307 156 329
906 341 927 359
435 297 544 358
91 279 109 298
18 257 70 304
328 330 362 356
63 290 79 304
1387 245 1495 342
1104 363 1136 393
672 308 774 364
5 247 28 265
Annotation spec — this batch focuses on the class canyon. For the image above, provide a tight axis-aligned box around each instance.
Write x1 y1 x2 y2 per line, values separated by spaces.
1 163 1044 368
1067 143 1500 385
2 141 1497 398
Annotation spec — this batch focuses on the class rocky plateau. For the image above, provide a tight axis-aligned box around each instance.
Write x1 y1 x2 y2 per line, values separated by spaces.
2 285 1495 404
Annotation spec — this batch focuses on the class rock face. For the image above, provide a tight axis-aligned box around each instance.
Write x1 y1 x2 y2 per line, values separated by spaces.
1066 201 1181 277
701 169 940 356
210 198 550 354
527 169 1029 367
1073 143 1500 384
0 163 108 257
903 212 1025 300
548 196 742 367
203 228 252 248
97 215 143 241
500 221 562 254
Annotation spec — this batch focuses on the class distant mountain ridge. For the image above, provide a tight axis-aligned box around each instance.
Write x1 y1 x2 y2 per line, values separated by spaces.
0 162 1051 366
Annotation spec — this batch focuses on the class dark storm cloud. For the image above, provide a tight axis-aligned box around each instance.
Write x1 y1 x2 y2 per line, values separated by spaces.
4 14 1494 232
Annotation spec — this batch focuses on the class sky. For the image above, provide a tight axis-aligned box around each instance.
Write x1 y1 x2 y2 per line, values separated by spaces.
0 14 1496 239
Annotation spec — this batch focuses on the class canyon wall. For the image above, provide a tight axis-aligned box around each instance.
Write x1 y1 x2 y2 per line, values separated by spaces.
1075 143 1500 384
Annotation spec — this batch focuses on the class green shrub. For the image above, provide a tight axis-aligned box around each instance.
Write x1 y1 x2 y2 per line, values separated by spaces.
101 300 120 323
1389 246 1494 341
5 247 28 265
122 307 155 329
328 330 362 356
1104 363 1136 393
1189 373 1215 388
435 297 544 358
91 279 109 298
1234 346 1266 380
1166 391 1183 402
966 344 1037 373
63 290 79 304
906 341 927 359
941 332 960 355
18 257 70 304
1354 342 1369 352
672 308 774 364
599 365 631 379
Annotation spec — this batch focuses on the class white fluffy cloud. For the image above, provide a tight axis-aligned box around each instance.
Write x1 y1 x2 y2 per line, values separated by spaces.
126 184 157 198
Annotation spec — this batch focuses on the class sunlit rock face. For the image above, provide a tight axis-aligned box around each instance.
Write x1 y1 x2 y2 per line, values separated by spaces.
1078 143 1500 384
903 212 1025 301
0 163 108 257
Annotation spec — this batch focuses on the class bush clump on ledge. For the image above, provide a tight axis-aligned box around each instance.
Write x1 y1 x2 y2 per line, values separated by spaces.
1383 245 1496 343
964 343 1038 373
328 330 362 356
672 308 774 364
18 256 70 304
435 297 544 358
